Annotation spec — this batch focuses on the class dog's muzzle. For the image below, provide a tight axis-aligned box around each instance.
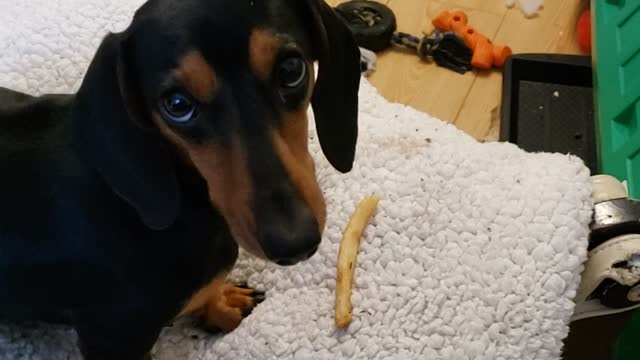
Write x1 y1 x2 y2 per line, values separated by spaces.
255 186 321 266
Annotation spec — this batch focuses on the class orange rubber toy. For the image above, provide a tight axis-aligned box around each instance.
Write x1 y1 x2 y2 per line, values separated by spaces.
432 10 512 69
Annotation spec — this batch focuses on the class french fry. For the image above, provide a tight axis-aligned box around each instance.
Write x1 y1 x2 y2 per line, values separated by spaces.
335 193 380 328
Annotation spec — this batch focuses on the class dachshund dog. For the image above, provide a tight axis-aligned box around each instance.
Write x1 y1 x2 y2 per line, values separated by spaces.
0 0 360 358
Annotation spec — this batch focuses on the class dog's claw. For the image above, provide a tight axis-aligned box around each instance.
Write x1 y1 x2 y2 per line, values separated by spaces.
253 294 266 304
236 282 250 289
240 289 265 317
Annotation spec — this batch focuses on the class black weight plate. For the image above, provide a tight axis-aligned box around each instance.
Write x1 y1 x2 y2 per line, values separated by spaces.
335 1 397 52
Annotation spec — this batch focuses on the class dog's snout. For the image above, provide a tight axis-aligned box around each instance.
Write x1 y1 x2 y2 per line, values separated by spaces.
258 204 321 266
263 223 320 266
272 240 319 266
305 244 320 259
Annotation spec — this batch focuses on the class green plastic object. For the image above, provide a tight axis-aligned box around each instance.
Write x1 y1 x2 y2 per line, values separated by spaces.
593 0 640 198
613 309 640 360
592 1 640 359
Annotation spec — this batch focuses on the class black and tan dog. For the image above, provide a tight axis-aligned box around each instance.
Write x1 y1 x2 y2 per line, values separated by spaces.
0 0 360 358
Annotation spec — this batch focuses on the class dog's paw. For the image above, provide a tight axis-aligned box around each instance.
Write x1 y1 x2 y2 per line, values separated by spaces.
225 283 266 318
195 283 265 334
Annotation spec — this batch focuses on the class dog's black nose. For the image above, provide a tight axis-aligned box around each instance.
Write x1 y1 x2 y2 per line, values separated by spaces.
265 230 320 266
258 207 321 266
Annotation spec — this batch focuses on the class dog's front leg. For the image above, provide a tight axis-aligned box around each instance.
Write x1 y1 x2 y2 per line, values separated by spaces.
179 272 265 333
73 307 164 360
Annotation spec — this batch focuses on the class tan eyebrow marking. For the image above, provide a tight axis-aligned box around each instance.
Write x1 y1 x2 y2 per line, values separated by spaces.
175 50 218 102
249 29 280 80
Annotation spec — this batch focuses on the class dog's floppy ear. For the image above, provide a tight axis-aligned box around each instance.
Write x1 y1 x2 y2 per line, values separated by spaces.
71 32 180 230
303 0 361 173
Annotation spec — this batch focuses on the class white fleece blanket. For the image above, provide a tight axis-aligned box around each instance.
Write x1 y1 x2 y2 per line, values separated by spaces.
0 1 594 359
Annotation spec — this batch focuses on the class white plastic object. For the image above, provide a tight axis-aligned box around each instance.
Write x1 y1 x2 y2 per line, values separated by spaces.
359 47 377 77
572 234 640 321
591 174 628 204
510 0 543 18
628 284 640 302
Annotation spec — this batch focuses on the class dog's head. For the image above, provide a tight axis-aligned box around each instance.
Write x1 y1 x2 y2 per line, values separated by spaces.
71 0 360 266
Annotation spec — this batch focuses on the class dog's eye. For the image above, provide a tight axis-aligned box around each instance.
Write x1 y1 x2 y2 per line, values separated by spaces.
277 57 307 88
161 92 197 123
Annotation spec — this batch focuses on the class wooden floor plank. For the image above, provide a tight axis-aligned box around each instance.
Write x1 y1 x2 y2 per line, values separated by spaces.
325 0 586 141
365 0 504 123
454 0 584 141
444 0 508 16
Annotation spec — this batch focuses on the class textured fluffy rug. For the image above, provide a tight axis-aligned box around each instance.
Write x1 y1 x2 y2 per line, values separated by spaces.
0 1 593 359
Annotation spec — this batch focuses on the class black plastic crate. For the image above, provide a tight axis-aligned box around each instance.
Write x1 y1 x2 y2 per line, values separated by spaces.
500 53 597 174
